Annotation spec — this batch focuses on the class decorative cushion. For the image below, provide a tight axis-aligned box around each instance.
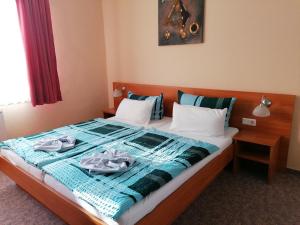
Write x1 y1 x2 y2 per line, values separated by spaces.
128 91 164 120
178 90 236 127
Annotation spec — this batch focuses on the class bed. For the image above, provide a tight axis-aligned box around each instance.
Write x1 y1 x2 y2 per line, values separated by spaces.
0 82 295 225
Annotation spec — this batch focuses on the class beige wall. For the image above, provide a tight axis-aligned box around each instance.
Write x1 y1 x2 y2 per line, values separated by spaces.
103 0 300 170
102 0 120 106
1 0 108 138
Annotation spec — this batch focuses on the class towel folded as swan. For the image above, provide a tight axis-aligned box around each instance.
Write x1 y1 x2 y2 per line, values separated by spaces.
80 149 135 173
34 136 76 152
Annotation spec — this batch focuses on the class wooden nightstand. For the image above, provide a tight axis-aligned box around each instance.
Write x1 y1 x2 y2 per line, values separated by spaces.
103 108 116 119
233 130 280 184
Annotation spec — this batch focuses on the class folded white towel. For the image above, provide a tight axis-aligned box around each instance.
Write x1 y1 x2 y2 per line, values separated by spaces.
59 136 76 151
34 136 76 152
80 149 135 174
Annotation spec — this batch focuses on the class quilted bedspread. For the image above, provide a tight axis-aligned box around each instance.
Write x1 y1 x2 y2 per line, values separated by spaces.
42 128 219 220
0 118 141 168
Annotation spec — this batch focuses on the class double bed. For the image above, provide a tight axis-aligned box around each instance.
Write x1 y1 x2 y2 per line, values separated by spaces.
0 82 295 225
0 116 238 225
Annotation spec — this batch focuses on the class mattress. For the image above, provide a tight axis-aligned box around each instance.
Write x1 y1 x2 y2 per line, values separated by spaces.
0 148 44 180
0 117 238 225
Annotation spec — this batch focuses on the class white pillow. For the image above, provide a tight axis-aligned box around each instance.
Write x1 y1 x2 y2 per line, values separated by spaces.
115 98 155 125
170 102 227 137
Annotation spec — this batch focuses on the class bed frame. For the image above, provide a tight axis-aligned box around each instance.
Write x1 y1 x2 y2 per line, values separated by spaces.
0 82 295 225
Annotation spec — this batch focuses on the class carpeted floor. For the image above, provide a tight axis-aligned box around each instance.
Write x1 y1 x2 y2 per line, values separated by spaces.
1 168 300 225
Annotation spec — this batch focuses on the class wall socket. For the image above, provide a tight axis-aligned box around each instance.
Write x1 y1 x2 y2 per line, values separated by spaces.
242 118 257 126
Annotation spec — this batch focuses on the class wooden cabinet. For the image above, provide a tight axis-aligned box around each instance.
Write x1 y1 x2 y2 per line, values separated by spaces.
233 130 280 184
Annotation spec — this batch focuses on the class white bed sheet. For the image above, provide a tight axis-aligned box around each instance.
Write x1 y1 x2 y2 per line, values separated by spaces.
107 116 172 130
0 117 238 225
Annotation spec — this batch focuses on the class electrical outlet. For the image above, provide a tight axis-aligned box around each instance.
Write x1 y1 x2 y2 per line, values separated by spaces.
242 118 256 126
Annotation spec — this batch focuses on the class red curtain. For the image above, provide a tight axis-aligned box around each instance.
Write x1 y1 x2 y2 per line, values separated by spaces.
16 0 62 106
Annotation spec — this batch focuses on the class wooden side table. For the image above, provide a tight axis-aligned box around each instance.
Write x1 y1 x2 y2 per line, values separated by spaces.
103 108 116 119
233 130 280 184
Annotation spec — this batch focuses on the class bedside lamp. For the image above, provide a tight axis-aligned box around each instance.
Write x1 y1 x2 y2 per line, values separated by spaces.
252 96 272 117
112 87 126 98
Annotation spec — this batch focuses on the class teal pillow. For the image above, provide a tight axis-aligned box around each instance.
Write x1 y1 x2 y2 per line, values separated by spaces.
128 91 164 120
178 90 236 127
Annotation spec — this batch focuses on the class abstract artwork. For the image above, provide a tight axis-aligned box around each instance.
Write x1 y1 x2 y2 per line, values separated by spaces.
159 0 205 46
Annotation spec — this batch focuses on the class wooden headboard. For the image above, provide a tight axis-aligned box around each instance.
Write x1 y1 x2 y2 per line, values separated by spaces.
113 82 296 170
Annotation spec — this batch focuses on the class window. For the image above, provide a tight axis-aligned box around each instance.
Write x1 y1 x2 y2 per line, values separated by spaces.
0 1 30 106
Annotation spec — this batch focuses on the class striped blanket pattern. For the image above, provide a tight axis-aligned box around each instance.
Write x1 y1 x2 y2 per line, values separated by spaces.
43 128 219 220
0 118 141 168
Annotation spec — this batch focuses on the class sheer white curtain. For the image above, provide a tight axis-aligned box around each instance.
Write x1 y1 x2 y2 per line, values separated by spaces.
0 1 30 106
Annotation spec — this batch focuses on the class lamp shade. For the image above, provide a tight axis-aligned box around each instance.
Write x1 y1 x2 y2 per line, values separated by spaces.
252 104 270 117
112 89 123 98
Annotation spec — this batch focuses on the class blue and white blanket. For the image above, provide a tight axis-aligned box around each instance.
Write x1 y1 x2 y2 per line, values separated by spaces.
42 128 219 220
0 118 141 168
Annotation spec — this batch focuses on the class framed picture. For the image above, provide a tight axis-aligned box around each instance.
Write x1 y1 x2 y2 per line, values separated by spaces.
159 0 205 46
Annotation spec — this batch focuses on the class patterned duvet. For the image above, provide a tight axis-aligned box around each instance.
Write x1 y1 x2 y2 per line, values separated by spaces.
42 128 219 219
0 118 141 168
